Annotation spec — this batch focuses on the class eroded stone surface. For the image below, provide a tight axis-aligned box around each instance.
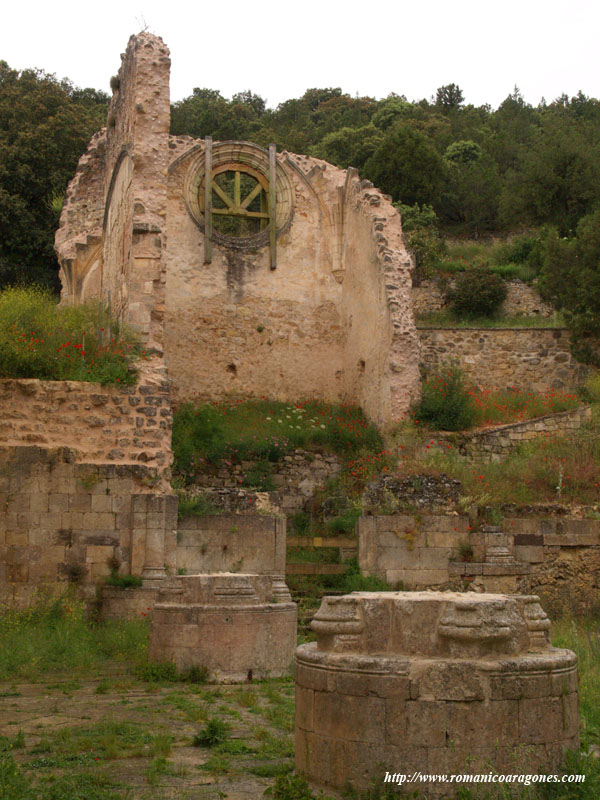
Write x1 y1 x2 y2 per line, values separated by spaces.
296 592 578 796
149 573 297 682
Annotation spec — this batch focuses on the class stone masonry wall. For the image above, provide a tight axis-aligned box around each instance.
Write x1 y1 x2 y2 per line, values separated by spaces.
418 328 590 391
164 149 419 427
0 446 178 608
0 358 172 487
440 405 592 461
56 33 172 352
358 512 600 613
412 279 554 318
190 449 340 512
342 176 420 424
176 514 286 576
56 32 420 427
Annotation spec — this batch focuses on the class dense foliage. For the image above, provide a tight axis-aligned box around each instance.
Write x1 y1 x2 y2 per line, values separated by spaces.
449 268 507 318
0 286 140 384
0 62 107 291
2 62 600 351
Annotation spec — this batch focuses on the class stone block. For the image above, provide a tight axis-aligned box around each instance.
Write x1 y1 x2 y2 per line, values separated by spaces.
91 494 113 513
83 512 115 530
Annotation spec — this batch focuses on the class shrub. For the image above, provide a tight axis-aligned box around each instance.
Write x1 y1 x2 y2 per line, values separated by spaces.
340 559 396 592
193 717 229 748
326 507 361 535
448 268 507 318
412 364 476 431
105 573 143 589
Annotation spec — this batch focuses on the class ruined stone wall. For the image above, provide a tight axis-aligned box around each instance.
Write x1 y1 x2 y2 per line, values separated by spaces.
0 358 172 484
56 33 419 426
439 405 591 461
55 33 171 351
176 514 286 575
341 178 420 424
164 147 346 407
418 328 589 391
0 446 178 608
164 149 418 426
358 512 600 613
187 448 340 512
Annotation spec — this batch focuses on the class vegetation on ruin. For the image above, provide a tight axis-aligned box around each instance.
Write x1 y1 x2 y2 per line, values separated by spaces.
395 409 600 509
415 311 565 329
0 286 142 384
1 598 599 798
0 594 148 682
172 398 384 487
411 363 582 432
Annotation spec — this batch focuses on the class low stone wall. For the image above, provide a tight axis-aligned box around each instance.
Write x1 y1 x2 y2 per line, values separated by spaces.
176 514 286 575
190 449 341 512
0 445 178 608
358 512 600 613
441 405 592 461
412 279 553 318
0 357 172 483
418 328 589 391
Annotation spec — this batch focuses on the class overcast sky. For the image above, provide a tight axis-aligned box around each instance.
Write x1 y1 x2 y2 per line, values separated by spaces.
2 0 597 110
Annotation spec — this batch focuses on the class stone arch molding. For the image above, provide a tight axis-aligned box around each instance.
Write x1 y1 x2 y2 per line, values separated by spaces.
184 141 294 250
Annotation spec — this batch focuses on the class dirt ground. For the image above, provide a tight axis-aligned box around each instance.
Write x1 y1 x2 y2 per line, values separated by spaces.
0 669 296 799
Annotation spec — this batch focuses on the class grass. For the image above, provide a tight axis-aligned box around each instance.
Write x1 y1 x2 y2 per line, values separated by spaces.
0 594 149 682
172 398 383 483
416 310 565 328
0 286 143 384
429 235 546 287
395 412 600 507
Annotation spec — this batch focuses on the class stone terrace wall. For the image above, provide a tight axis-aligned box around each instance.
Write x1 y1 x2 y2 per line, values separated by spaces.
0 446 178 608
358 513 600 613
418 328 589 391
412 278 553 318
190 449 341 512
441 405 592 461
0 358 172 486
176 514 286 575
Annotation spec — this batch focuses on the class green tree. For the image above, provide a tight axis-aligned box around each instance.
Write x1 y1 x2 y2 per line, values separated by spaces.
363 122 444 206
539 210 600 363
0 62 107 290
500 114 600 234
312 125 383 170
435 83 465 110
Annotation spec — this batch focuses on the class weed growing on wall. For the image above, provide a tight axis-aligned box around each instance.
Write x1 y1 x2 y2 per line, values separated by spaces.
397 413 600 506
0 286 142 384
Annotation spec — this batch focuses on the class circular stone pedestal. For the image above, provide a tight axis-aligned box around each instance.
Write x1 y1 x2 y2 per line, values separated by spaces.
149 573 296 682
295 591 578 796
